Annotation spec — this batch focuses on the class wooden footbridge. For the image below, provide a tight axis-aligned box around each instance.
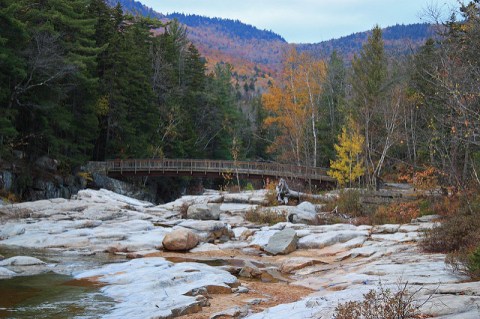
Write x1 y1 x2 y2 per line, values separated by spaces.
89 159 336 185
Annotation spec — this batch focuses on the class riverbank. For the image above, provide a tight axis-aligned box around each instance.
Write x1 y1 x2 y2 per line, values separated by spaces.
1 188 479 318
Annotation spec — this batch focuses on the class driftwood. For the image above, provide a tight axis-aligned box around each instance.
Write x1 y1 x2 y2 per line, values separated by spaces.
276 178 332 204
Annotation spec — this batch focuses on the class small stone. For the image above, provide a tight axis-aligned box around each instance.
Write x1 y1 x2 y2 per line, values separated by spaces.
233 286 249 294
126 252 144 259
210 305 249 319
239 261 262 279
162 228 199 251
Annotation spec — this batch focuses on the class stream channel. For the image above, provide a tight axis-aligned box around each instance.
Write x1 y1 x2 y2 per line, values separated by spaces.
0 246 119 318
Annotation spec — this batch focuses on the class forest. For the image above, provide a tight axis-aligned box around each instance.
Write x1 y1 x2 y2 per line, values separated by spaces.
0 0 266 169
1 0 480 195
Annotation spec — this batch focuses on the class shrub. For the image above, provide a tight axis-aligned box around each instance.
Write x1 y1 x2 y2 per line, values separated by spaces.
334 282 422 319
422 193 480 279
245 207 286 225
467 246 480 279
325 189 362 217
179 202 189 219
245 182 255 191
445 246 480 280
421 194 480 253
371 202 420 225
264 179 279 206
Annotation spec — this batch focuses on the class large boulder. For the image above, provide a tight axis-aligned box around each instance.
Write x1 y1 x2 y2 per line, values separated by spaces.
162 228 199 251
287 201 319 225
186 204 221 220
264 228 298 255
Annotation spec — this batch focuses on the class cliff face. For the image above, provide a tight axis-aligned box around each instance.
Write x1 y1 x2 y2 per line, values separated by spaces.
0 158 155 204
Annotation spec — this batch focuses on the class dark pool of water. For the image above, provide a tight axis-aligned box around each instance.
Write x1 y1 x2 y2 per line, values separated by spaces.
0 273 114 319
0 246 119 318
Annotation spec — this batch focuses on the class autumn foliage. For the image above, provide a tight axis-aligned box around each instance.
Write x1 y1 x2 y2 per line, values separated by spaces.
262 47 326 166
328 119 365 187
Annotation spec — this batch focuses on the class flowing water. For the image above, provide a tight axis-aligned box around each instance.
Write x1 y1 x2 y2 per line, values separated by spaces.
0 246 119 318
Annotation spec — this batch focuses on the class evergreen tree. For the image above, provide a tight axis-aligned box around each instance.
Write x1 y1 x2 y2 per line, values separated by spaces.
350 26 389 187
0 0 27 157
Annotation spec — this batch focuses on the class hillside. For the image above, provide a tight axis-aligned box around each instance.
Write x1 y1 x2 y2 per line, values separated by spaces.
167 13 287 78
297 23 435 61
109 0 434 78
105 0 163 19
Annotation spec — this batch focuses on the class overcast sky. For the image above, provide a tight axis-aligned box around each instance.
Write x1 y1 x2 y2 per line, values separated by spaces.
140 0 461 43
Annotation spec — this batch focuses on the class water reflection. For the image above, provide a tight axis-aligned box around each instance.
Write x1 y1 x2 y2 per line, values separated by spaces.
0 273 114 318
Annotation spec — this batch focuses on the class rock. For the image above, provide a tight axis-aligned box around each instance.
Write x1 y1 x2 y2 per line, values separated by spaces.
0 256 46 266
190 243 221 252
372 224 400 234
264 228 298 255
249 229 279 248
287 201 319 225
91 173 156 203
35 155 58 171
297 201 317 214
280 257 327 274
298 230 369 249
177 220 233 242
162 228 199 251
187 204 221 220
0 267 16 278
0 224 26 239
0 171 13 191
261 268 290 283
210 305 249 318
239 261 263 279
233 226 249 239
76 258 238 319
233 286 250 294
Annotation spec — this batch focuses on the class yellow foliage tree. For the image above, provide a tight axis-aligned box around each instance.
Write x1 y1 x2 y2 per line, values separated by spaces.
328 119 365 187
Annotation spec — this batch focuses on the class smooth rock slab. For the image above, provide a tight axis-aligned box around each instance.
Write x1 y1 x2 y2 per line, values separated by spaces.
0 256 46 266
279 257 328 274
298 230 369 249
0 267 16 278
76 257 239 319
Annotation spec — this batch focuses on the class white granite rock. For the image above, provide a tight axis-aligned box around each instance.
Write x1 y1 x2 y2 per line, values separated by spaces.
0 266 17 278
298 230 369 249
0 256 46 266
76 257 239 319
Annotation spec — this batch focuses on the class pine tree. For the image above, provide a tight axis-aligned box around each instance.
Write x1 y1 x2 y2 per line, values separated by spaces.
350 25 389 187
0 0 27 157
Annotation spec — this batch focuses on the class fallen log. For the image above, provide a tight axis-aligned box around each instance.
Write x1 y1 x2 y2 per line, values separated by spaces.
276 178 334 204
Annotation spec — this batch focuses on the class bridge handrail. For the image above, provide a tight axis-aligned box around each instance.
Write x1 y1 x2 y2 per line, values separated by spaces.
101 158 333 181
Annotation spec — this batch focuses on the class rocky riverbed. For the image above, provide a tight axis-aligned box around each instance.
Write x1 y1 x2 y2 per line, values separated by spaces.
1 188 479 318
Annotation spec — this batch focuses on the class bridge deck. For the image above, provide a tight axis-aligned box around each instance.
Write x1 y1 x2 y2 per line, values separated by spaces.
97 159 336 183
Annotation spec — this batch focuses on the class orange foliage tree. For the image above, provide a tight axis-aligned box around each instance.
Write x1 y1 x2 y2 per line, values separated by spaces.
262 47 326 166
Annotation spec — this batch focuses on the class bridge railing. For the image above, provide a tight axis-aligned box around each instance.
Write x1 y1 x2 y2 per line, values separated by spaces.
103 158 334 181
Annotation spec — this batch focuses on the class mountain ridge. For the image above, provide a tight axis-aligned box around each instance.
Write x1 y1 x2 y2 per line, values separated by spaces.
108 0 434 77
